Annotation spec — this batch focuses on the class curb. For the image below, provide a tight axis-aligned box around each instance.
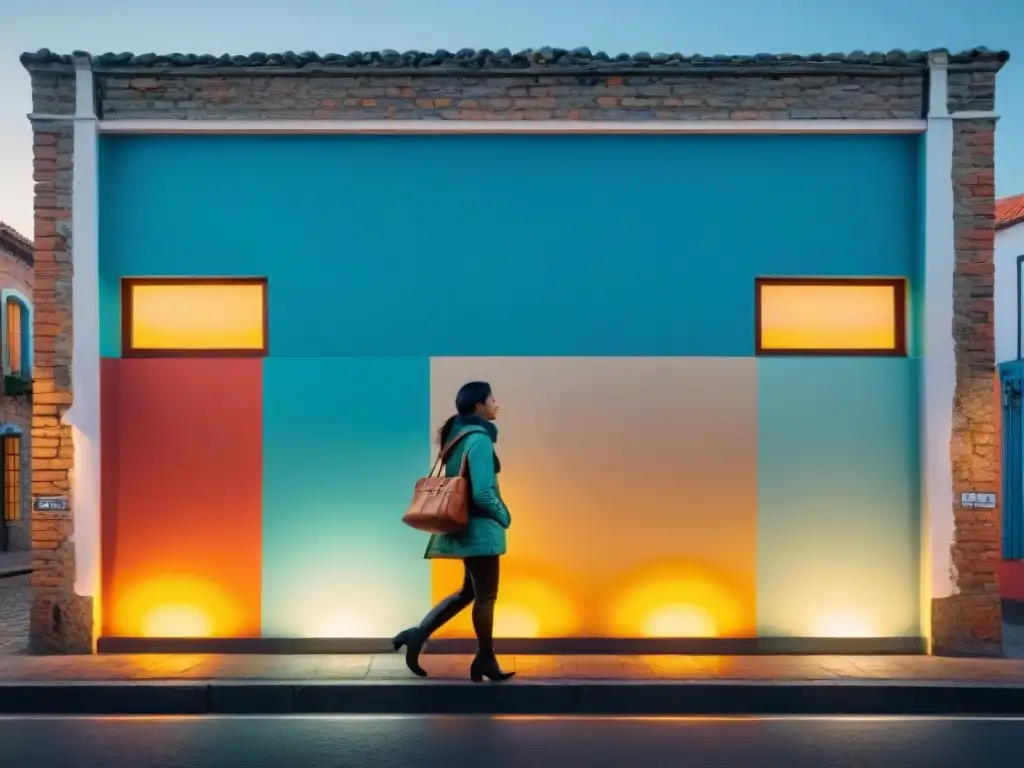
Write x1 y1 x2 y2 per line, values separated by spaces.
0 568 31 580
2 680 1024 716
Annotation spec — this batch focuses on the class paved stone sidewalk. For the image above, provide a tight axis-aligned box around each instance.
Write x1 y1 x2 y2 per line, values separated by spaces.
2 652 1024 682
3 653 1024 715
0 574 28 655
3 652 1024 716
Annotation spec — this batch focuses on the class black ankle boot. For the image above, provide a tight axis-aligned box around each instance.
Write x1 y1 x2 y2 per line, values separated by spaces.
391 627 428 677
392 594 471 679
469 652 515 683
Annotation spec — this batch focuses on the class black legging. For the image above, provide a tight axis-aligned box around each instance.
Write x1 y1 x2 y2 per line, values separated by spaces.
458 556 500 653
418 555 500 654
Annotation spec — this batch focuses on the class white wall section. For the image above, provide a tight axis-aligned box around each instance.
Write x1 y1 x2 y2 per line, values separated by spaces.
66 56 101 600
921 53 957 619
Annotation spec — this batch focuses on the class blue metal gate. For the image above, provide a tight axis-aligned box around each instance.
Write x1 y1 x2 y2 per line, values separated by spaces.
1001 360 1024 559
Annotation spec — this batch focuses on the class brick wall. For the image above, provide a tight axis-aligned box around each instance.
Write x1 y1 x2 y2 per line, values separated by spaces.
948 71 997 113
21 47 1009 654
26 69 91 653
933 116 1002 656
96 72 926 121
0 236 33 300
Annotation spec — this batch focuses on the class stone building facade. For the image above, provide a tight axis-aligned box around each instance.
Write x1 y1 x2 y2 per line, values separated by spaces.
0 222 33 553
20 46 1008 655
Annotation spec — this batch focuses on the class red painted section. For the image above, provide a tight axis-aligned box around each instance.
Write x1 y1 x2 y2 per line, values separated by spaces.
1001 560 1024 602
994 374 1023 601
101 358 263 637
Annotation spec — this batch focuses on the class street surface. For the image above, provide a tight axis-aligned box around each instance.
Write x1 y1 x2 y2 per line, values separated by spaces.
1 715 1024 767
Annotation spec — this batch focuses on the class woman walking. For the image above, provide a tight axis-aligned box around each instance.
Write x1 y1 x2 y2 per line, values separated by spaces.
392 381 514 682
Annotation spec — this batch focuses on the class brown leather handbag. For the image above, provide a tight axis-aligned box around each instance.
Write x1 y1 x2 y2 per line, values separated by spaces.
401 431 475 534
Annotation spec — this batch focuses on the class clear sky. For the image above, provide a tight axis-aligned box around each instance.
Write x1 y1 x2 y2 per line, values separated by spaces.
0 0 1020 237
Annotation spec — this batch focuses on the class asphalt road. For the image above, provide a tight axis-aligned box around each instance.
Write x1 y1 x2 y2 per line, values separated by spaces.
2 715 1024 767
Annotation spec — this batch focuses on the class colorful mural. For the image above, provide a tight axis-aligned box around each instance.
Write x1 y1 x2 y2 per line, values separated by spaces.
96 131 922 642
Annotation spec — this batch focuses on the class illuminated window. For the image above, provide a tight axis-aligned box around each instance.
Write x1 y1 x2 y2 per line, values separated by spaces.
755 277 906 356
122 278 268 357
1 291 31 379
2 433 21 523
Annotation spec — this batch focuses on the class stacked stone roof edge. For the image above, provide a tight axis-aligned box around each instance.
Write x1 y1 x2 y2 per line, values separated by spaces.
19 46 1010 72
0 222 33 266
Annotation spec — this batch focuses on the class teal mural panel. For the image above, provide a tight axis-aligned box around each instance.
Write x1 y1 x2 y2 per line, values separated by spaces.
261 356 431 637
756 357 920 638
98 133 919 358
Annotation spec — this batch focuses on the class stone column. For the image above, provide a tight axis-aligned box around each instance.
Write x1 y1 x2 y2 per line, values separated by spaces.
24 55 94 653
931 56 1003 655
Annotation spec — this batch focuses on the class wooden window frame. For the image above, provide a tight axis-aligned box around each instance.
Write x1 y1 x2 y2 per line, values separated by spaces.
754 277 908 357
121 277 269 358
1 291 31 380
5 298 23 376
2 433 22 524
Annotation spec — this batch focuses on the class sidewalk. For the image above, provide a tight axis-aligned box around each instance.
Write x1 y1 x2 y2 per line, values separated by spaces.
0 550 32 579
3 653 1024 715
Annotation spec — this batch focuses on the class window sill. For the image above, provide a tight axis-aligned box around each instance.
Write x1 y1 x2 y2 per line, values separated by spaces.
3 374 32 397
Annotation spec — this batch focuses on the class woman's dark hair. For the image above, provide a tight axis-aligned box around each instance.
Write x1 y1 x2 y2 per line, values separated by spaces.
437 381 492 447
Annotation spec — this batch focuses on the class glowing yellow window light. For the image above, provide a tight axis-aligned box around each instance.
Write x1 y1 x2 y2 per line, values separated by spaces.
125 279 267 354
756 278 905 355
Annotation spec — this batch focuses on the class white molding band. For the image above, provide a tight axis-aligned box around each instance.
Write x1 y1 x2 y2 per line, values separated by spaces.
27 114 100 123
95 118 927 136
921 54 958 634
66 57 102 603
951 110 1000 120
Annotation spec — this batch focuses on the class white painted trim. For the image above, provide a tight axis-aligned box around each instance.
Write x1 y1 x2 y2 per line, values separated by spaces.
96 118 928 136
928 53 950 119
951 111 1000 121
921 56 958 632
64 59 101 604
27 113 98 123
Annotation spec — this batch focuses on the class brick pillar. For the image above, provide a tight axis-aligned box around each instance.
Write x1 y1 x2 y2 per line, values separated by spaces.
26 65 93 653
931 114 1002 656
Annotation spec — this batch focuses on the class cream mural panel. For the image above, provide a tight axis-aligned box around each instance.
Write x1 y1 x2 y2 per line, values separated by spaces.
429 357 758 639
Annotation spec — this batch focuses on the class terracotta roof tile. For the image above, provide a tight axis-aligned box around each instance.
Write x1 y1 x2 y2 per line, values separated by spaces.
0 222 33 266
997 194 1024 231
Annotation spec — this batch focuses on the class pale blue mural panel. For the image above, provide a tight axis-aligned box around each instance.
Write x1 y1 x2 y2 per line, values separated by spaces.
261 356 431 637
98 133 919 358
757 357 920 638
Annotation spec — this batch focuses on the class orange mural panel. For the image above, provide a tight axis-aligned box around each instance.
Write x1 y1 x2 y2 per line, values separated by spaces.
429 357 759 639
100 358 263 637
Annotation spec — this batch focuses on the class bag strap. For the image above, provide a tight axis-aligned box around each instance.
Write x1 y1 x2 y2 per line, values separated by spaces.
428 428 485 479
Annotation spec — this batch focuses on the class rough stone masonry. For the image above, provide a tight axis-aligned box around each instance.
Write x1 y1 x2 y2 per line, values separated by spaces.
20 46 1009 655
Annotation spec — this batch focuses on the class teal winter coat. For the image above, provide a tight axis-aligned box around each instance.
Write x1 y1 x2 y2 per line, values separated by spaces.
425 417 511 559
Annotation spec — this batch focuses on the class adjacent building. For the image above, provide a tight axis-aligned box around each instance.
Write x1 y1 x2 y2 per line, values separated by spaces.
996 194 1024 612
0 222 33 553
21 45 1007 655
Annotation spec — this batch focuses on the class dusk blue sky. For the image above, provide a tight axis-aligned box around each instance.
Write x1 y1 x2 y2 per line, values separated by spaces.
0 0 1020 237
